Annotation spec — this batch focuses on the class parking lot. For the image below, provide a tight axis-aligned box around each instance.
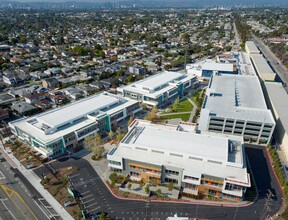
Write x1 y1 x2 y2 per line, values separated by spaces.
68 166 111 218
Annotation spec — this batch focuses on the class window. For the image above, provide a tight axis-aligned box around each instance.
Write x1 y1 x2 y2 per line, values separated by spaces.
109 160 121 166
184 183 197 190
165 170 179 176
184 175 199 181
189 156 203 161
135 147 148 151
225 183 242 191
165 178 178 184
207 160 222 165
130 171 140 177
170 153 183 158
152 150 164 154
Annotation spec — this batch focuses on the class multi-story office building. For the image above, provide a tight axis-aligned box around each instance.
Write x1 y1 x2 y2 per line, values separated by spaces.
198 74 275 145
108 120 250 201
9 92 141 158
117 71 197 107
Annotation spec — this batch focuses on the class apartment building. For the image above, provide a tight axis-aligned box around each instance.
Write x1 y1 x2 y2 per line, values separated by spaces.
108 120 250 201
198 74 275 145
9 92 141 158
117 71 197 107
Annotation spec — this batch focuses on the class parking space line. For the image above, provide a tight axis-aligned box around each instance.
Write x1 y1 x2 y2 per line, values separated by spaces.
88 206 100 213
85 202 98 209
81 194 92 200
0 171 6 179
82 198 95 204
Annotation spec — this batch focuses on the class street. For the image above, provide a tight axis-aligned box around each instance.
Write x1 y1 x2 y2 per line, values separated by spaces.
33 144 283 220
253 35 288 83
0 152 60 220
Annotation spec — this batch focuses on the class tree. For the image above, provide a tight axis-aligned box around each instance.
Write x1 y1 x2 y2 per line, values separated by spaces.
144 185 150 194
171 97 179 112
97 213 106 220
144 106 159 121
108 130 114 140
151 179 158 187
128 116 133 126
83 133 104 159
156 188 162 196
168 182 174 191
127 182 132 190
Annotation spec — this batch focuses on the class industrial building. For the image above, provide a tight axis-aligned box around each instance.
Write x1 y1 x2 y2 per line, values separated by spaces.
198 74 275 145
117 71 197 107
245 41 260 55
250 54 276 81
264 82 288 159
108 120 250 201
9 92 141 158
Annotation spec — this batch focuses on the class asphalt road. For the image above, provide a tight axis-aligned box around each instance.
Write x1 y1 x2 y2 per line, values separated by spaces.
33 144 283 220
0 153 60 220
253 35 288 84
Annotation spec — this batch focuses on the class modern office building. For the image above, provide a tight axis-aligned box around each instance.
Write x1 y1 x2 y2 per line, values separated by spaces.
108 120 250 201
198 74 275 145
264 82 288 158
9 92 141 158
245 41 260 55
250 54 276 81
186 60 235 78
117 71 197 107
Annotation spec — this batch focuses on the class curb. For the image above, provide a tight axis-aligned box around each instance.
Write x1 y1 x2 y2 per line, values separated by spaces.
102 179 253 208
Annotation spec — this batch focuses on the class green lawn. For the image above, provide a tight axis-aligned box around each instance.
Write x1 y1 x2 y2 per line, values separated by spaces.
161 98 193 115
190 90 202 105
160 113 190 121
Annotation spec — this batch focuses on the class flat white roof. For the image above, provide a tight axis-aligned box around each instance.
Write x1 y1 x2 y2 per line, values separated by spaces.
265 82 288 132
118 71 195 97
202 62 234 72
32 92 128 128
10 92 138 143
245 41 260 54
203 74 275 124
250 54 276 80
113 120 249 184
237 52 256 76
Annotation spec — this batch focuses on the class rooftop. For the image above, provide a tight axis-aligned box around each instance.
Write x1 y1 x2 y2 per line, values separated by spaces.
250 54 275 79
264 82 288 131
202 74 274 123
113 120 249 184
245 41 260 54
118 71 195 97
9 92 138 143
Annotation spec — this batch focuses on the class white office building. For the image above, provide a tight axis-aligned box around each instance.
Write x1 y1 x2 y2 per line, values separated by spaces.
9 92 141 158
117 71 197 107
108 120 250 201
198 74 275 145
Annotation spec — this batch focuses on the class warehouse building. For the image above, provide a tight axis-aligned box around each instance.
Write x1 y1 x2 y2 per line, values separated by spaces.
264 82 288 159
117 71 197 107
250 54 276 81
9 92 141 158
198 74 275 145
108 120 250 201
245 41 260 55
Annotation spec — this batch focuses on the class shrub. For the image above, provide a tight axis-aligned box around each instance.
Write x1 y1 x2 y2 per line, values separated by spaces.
109 172 118 182
144 185 150 194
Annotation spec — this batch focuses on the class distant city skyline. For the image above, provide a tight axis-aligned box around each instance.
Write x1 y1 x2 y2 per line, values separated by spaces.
4 0 288 6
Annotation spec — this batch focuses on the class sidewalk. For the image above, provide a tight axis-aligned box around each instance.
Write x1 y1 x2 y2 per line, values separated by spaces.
0 145 74 220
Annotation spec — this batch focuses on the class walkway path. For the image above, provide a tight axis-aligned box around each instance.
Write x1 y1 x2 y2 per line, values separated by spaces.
0 145 73 220
187 98 197 122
